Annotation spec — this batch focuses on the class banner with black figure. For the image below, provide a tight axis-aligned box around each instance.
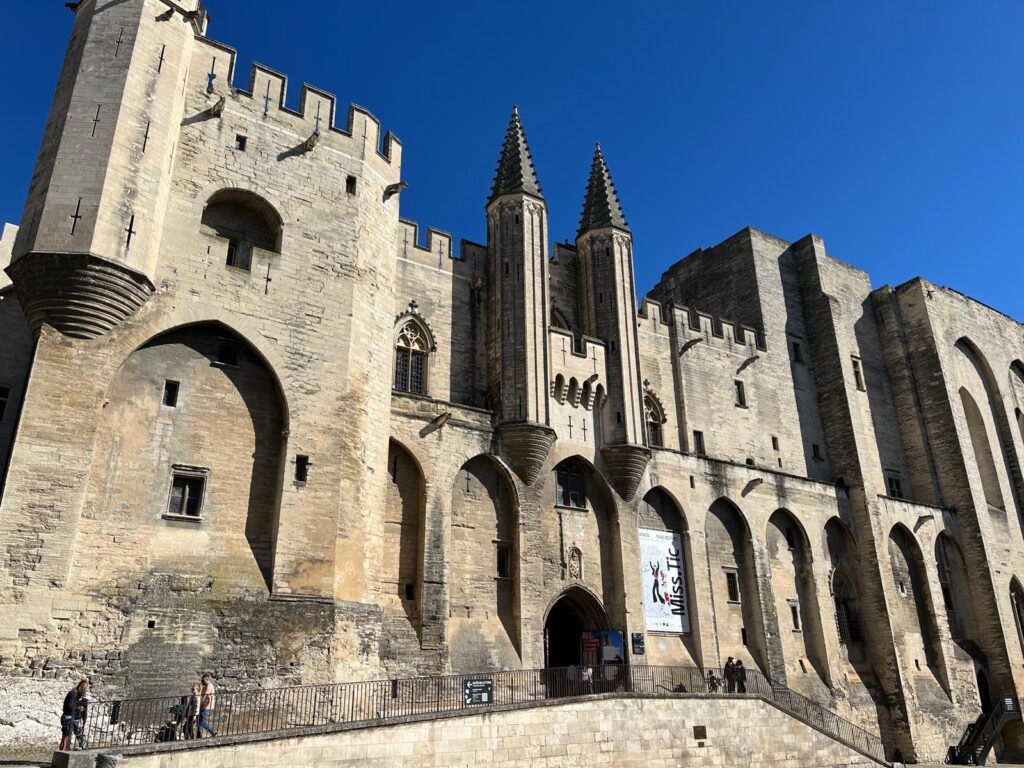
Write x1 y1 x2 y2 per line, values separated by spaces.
638 528 690 633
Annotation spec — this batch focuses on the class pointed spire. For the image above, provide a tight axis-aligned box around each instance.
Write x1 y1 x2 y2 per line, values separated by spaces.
577 142 630 239
488 106 544 205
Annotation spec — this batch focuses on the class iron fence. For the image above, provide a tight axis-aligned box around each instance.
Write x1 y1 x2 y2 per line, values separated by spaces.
73 665 885 763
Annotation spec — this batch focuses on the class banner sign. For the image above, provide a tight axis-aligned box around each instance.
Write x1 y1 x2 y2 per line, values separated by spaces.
638 528 690 633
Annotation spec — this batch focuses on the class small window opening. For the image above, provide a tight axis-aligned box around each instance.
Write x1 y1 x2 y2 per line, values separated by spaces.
798 659 807 673
166 472 205 519
234 134 247 151
147 620 156 629
556 468 585 508
693 430 706 456
914 658 922 671
852 357 865 391
771 435 779 451
790 601 801 631
745 458 755 467
741 627 748 646
734 380 746 407
792 341 804 363
812 443 822 461
886 471 904 499
725 570 740 602
693 726 707 740
295 455 310 483
404 583 414 601
346 175 357 195
898 580 906 596
496 545 511 578
216 340 240 367
162 380 179 407
616 411 622 424
689 475 696 489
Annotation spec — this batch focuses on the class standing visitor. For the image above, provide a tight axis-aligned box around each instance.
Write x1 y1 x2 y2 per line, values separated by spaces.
735 659 747 693
198 674 218 738
184 683 201 739
724 657 736 693
59 680 89 751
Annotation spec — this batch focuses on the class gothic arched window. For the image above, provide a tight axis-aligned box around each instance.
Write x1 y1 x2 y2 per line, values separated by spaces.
644 394 665 448
394 319 430 395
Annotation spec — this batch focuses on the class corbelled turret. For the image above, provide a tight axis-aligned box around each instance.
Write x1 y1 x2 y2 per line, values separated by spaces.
576 143 649 499
487 108 555 484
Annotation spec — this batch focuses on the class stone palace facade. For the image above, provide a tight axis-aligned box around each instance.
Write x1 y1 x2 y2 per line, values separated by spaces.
2 0 1024 762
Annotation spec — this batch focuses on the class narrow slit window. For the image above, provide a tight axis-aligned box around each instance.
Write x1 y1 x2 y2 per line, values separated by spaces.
852 357 865 391
0 385 10 421
725 570 740 602
162 380 179 407
295 455 310 483
496 545 511 578
789 601 801 631
692 430 706 456
812 443 822 461
734 380 746 407
771 435 779 451
346 175 357 195
792 341 804 363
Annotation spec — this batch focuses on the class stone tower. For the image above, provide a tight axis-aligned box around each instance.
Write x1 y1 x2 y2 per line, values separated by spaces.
576 144 650 499
486 108 555 484
9 0 206 338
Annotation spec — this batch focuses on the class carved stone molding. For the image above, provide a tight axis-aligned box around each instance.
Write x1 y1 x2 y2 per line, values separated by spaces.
601 443 652 501
497 421 557 486
7 253 155 339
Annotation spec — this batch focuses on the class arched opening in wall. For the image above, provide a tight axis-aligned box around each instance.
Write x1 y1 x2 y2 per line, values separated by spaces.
639 488 699 666
551 307 570 332
544 586 609 668
552 374 566 404
887 526 947 691
705 498 766 673
1010 578 1024 663
961 387 1006 512
382 440 424 647
393 317 433 396
955 339 1024 520
766 509 829 693
449 455 520 671
567 378 579 408
644 394 665 448
201 189 282 271
78 322 287 596
934 533 977 645
549 457 625 637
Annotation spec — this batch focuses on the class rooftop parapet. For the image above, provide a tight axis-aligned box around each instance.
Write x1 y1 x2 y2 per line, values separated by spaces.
195 37 401 166
639 296 767 352
397 219 454 267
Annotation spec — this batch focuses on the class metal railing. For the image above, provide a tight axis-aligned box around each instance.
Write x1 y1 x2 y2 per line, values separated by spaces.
72 665 886 763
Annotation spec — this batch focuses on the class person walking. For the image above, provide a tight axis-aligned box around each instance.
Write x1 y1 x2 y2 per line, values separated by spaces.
735 659 747 693
583 666 594 695
59 680 89 751
198 674 218 738
723 657 736 693
706 669 720 693
184 683 201 739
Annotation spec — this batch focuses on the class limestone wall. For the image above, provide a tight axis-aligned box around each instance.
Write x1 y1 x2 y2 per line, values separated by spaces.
108 696 878 768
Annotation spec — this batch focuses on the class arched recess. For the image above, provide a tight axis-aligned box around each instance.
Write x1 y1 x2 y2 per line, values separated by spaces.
955 339 1024 517
382 440 425 646
638 488 699 666
824 519 865 654
544 585 610 668
449 454 521 671
887 525 948 692
201 188 283 270
550 307 571 332
705 498 767 673
961 387 1006 511
766 510 829 693
934 533 977 644
76 322 287 593
548 457 625 631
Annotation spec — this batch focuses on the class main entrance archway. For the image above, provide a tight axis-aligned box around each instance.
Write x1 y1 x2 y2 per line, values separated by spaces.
543 586 609 668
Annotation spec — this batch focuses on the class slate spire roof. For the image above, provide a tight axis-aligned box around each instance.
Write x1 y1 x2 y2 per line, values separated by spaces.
488 106 544 204
577 142 630 238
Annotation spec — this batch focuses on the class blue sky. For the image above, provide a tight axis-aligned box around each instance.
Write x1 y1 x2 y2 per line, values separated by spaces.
3 2 1022 319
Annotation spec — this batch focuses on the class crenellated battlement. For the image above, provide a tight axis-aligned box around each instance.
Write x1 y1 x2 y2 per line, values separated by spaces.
195 37 401 165
638 296 767 351
397 219 454 266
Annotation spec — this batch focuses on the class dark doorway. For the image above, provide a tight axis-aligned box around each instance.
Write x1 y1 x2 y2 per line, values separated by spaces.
977 668 992 712
543 587 609 668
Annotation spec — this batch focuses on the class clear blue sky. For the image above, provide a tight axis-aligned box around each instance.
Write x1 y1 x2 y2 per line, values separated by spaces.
3 2 1022 319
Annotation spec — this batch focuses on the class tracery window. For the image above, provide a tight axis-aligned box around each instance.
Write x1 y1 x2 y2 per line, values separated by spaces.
394 320 429 395
644 394 664 447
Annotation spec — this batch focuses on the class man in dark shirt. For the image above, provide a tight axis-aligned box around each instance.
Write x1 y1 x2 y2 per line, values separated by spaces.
59 680 89 751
